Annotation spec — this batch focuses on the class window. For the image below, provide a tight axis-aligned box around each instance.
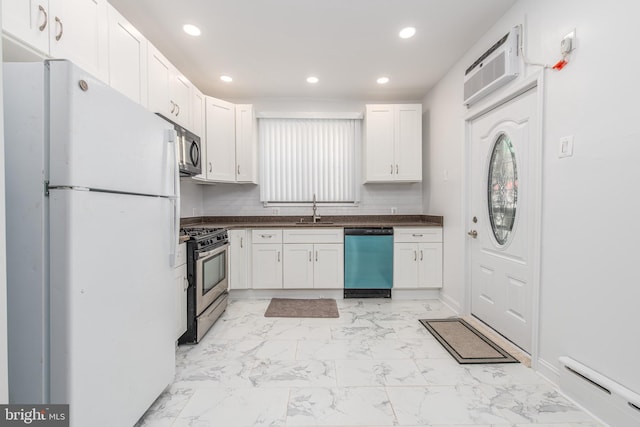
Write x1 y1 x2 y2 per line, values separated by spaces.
487 132 518 245
259 118 357 203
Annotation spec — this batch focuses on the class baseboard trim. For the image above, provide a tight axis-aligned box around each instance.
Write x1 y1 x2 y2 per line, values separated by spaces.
391 289 440 300
440 292 462 315
229 289 344 300
536 357 560 385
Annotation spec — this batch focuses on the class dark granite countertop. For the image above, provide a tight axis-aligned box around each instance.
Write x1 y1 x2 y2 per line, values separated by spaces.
181 215 443 229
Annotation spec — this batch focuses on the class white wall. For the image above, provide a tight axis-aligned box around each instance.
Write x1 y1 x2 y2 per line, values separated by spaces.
423 0 640 396
0 0 9 403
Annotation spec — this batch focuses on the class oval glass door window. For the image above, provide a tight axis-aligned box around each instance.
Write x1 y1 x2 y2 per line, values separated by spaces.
487 133 518 245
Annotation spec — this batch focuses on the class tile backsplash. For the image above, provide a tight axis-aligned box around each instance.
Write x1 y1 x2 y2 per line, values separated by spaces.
180 180 423 217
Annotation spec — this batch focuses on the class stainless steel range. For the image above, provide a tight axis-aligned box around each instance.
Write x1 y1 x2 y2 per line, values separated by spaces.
179 227 229 344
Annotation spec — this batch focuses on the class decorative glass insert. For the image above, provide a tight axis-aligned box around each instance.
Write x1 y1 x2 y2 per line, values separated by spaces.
487 133 518 245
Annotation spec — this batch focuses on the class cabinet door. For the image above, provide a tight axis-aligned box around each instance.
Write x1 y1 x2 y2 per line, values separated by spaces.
2 0 50 53
228 230 248 290
171 73 191 128
205 97 236 182
235 104 256 183
147 43 172 117
49 0 109 81
418 243 443 288
364 105 395 182
393 242 419 288
394 104 422 181
283 244 314 289
313 244 344 289
251 243 282 289
174 263 187 339
107 4 147 106
191 89 207 180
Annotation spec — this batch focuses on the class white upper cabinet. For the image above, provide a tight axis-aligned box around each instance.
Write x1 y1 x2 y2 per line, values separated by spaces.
106 4 147 106
364 104 422 183
3 0 109 81
147 43 172 117
201 100 257 184
204 96 236 182
191 88 207 180
2 0 50 53
235 104 257 183
171 73 191 128
147 43 192 129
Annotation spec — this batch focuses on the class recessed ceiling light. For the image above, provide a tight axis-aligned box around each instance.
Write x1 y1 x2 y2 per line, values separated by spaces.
377 77 390 84
220 75 233 83
183 24 201 36
306 76 319 84
399 27 416 39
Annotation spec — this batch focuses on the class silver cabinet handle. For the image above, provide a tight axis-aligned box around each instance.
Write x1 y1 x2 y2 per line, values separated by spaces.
38 5 48 32
308 251 312 262
170 100 176 114
240 237 243 248
396 164 399 174
208 161 212 172
412 233 423 237
414 250 417 261
277 251 281 262
175 103 180 116
420 250 423 261
260 234 274 238
237 165 240 175
315 251 318 262
183 277 188 291
468 230 478 238
54 16 63 41
390 164 393 174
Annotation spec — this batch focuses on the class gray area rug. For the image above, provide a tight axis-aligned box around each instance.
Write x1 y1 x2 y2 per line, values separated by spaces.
419 318 518 364
265 298 339 318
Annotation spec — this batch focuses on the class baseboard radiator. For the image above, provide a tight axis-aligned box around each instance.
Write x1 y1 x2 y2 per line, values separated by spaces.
559 356 640 426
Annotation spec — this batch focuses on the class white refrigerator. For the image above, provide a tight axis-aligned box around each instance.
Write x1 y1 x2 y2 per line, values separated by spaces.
4 60 179 426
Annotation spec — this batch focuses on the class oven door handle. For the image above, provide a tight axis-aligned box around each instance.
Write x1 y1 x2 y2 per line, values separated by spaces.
197 242 230 260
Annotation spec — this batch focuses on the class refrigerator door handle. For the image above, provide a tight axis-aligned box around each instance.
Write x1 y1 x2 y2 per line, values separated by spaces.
167 129 180 266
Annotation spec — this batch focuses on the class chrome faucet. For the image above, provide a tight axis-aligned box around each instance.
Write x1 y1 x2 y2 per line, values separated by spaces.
312 193 321 223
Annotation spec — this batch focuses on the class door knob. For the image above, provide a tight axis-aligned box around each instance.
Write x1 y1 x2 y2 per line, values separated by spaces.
467 230 478 238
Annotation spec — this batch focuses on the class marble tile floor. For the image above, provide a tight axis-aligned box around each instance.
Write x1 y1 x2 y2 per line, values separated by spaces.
136 298 603 427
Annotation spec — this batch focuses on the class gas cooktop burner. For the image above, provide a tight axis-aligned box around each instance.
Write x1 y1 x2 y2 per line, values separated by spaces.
180 227 225 238
180 227 229 251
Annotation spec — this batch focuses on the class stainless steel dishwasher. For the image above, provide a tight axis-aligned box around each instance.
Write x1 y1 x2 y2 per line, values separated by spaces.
344 227 393 298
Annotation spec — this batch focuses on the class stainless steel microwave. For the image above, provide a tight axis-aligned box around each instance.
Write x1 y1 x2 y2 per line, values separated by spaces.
176 125 201 176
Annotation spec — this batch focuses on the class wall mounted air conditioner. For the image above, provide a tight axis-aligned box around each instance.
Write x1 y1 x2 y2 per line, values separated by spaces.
463 26 520 106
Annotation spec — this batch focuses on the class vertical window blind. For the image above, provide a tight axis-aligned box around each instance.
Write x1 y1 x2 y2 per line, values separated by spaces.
259 118 357 203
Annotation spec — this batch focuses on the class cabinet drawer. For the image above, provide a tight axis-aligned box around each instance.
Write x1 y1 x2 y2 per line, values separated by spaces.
283 228 343 244
252 229 283 244
394 227 442 243
176 242 187 266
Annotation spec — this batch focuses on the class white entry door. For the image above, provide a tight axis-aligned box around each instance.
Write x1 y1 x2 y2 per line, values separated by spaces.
469 88 538 353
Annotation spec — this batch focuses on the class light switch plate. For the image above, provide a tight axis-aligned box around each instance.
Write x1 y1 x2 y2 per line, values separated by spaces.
559 135 574 158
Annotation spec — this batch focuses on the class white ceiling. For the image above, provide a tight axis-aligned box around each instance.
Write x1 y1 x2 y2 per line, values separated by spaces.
108 0 516 103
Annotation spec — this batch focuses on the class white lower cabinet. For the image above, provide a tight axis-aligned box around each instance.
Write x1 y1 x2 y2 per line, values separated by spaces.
174 242 187 339
283 244 314 289
228 229 248 289
251 229 283 289
393 227 443 288
282 228 344 289
312 244 344 289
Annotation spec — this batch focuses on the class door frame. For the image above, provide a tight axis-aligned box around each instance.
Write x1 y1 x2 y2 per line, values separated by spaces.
463 71 544 367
